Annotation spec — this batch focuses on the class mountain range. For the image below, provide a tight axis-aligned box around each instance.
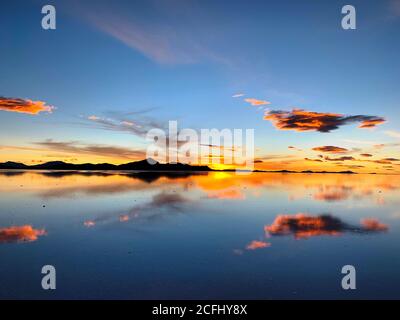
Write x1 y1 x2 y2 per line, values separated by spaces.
0 158 212 171
0 159 359 174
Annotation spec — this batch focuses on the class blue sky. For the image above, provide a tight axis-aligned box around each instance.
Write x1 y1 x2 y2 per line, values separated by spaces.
0 0 399 171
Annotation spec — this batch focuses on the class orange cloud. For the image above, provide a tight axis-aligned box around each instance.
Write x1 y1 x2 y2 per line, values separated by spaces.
88 115 100 121
312 146 348 153
244 98 271 106
359 118 386 129
304 157 323 162
265 214 342 239
360 153 373 157
264 213 388 239
83 220 96 227
373 159 392 164
0 96 54 115
383 158 400 162
324 156 355 161
246 240 271 250
264 109 385 132
360 218 388 231
119 215 130 222
0 225 46 243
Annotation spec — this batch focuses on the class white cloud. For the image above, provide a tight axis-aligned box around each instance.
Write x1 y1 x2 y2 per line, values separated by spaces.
384 130 400 139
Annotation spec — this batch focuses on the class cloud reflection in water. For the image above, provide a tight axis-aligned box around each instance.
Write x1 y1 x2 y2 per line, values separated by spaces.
0 225 46 244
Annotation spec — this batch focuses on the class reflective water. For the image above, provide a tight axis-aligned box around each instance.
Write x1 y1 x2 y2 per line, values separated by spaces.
0 170 399 299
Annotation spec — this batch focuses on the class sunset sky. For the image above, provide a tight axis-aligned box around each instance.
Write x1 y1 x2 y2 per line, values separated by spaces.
1 0 399 173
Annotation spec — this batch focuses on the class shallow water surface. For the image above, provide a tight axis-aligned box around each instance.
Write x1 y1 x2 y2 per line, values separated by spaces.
0 170 399 299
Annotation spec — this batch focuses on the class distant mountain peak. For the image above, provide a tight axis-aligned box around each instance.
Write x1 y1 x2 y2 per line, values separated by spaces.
41 161 68 165
1 161 27 168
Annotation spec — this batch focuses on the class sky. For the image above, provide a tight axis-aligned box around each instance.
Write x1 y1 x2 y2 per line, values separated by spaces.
0 0 399 173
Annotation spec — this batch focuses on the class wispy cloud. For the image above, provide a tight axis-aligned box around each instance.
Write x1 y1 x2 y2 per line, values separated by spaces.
85 114 154 136
312 146 348 154
34 140 146 160
384 130 400 139
324 156 355 161
264 109 385 132
78 3 225 65
382 157 400 162
244 98 271 106
83 191 189 227
342 139 382 146
390 0 400 17
246 240 270 250
304 157 323 162
0 96 54 115
232 93 245 98
84 113 190 151
374 143 400 149
88 115 100 121
255 154 296 162
288 146 302 151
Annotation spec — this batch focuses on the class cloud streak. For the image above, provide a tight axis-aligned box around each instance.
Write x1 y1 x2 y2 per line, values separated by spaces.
86 114 157 136
34 140 146 160
384 130 400 139
312 146 348 153
324 156 355 161
0 97 54 115
244 98 271 106
83 191 189 227
246 240 271 250
232 93 245 98
78 3 226 65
